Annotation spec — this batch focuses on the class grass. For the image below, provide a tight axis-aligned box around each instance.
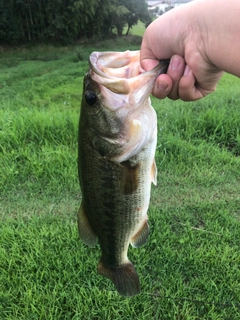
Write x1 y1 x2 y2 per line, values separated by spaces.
1 32 240 319
123 21 147 37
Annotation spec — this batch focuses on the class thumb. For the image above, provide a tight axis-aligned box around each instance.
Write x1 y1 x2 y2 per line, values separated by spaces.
140 23 168 72
140 45 160 72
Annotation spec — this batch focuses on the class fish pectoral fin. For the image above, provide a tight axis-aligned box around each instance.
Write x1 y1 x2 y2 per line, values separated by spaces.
131 220 149 248
77 202 97 247
97 259 140 297
120 161 140 195
151 158 157 185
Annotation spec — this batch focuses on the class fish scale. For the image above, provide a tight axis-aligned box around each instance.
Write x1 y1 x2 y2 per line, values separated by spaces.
78 50 169 296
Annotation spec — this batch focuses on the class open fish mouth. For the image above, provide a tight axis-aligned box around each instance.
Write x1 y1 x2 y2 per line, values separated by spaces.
88 50 169 111
90 50 142 81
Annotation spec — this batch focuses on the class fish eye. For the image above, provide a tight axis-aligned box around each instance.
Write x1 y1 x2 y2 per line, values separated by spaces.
85 91 97 106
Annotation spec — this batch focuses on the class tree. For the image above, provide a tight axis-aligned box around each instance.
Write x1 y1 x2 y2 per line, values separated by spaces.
120 0 151 36
91 0 120 38
0 0 151 43
112 4 130 36
0 0 21 42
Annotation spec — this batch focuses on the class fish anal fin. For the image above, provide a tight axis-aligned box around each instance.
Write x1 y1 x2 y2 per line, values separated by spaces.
131 220 149 248
120 161 140 195
151 159 157 185
77 202 97 247
97 260 140 297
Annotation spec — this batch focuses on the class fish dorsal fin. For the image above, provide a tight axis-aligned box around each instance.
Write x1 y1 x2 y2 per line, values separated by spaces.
151 159 157 185
77 202 98 247
131 220 149 248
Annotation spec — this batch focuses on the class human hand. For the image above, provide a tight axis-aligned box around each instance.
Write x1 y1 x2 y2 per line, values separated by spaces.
140 3 224 101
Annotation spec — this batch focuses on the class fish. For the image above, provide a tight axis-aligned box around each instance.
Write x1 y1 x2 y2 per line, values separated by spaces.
77 50 168 297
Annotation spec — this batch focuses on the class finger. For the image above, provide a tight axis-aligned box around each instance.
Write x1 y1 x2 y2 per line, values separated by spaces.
178 65 206 101
141 57 160 72
152 74 173 99
178 65 222 101
167 55 185 100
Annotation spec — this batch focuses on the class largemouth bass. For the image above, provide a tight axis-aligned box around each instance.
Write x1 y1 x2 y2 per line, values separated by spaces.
78 50 168 297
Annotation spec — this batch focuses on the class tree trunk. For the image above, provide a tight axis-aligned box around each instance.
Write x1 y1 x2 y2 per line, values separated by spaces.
26 16 31 41
117 27 122 36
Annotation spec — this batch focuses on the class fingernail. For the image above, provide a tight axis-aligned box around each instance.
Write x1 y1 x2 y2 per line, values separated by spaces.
170 56 180 70
158 81 168 91
184 65 190 76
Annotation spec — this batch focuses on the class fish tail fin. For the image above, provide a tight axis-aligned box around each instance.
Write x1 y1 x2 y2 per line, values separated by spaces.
97 259 140 297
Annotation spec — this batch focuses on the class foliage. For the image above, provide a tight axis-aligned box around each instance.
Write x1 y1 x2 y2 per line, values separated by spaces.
118 0 151 36
0 0 151 43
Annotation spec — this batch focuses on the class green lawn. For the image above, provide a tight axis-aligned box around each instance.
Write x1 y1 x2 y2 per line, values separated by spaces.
1 36 240 319
124 21 147 37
